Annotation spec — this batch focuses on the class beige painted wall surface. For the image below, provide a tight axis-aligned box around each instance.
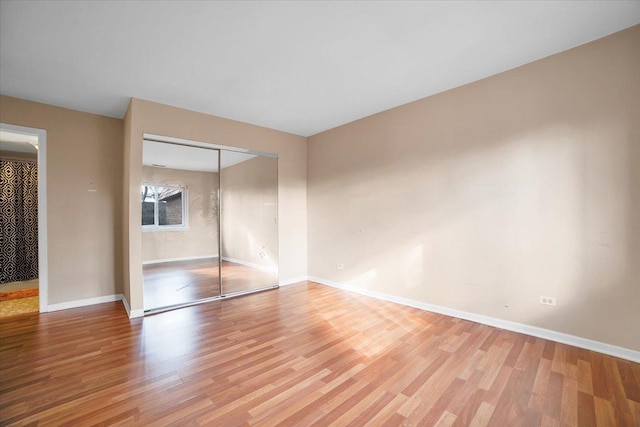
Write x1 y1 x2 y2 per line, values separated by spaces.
307 26 640 351
142 166 219 262
0 95 123 304
221 155 278 270
125 99 307 312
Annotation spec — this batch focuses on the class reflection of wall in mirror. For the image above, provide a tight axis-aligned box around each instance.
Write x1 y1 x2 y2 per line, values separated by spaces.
221 156 278 271
142 166 219 263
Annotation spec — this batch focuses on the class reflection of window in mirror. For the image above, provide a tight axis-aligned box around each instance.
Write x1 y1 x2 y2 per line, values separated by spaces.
141 184 187 229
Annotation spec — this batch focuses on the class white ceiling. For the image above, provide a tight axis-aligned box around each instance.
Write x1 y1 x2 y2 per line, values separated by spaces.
143 140 256 173
0 130 39 153
1 1 639 137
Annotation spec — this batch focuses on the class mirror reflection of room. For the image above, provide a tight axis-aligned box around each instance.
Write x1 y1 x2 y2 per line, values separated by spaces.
141 140 279 312
220 152 278 294
142 142 221 310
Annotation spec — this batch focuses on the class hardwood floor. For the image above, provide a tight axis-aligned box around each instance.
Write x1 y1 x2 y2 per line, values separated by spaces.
1 282 638 426
143 259 277 310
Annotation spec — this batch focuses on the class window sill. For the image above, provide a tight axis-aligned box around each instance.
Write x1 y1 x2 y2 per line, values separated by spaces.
142 226 189 232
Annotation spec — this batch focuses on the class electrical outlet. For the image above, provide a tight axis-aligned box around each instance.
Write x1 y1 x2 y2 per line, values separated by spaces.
336 263 344 270
539 296 557 306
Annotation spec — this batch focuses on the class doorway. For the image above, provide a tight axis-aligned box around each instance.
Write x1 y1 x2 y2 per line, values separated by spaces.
141 137 278 313
0 123 48 315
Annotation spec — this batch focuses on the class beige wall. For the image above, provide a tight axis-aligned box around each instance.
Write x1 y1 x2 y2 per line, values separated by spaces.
124 98 307 312
307 26 640 351
142 166 219 262
221 155 278 270
0 95 123 304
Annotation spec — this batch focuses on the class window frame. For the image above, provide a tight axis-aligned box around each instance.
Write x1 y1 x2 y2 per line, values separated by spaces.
141 183 188 231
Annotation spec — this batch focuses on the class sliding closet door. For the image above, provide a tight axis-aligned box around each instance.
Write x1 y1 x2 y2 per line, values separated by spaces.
220 151 278 295
142 141 221 311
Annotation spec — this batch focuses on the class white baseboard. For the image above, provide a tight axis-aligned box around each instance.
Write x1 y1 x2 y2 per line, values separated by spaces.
47 294 123 312
120 295 144 318
222 257 277 273
307 276 640 363
279 276 309 286
143 255 218 265
46 293 146 318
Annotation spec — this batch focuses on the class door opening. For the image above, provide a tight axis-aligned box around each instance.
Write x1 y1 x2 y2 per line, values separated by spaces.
0 123 48 314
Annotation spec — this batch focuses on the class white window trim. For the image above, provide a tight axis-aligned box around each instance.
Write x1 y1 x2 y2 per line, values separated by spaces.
142 183 188 231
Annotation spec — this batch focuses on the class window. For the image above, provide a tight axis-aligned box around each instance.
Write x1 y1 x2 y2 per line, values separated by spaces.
141 184 187 229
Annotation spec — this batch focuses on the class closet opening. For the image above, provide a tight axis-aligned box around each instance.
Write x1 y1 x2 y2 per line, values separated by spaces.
141 136 278 314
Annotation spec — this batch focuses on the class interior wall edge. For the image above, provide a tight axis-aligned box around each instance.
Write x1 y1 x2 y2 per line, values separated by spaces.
120 294 144 318
122 99 133 307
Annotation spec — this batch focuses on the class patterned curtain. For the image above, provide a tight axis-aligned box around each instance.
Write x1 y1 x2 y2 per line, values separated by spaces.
0 159 39 284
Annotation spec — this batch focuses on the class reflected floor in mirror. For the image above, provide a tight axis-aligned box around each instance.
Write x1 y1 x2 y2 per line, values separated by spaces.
143 259 277 310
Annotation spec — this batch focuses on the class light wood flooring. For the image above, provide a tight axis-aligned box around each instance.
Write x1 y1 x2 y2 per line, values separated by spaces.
143 259 277 310
1 282 638 426
0 296 39 318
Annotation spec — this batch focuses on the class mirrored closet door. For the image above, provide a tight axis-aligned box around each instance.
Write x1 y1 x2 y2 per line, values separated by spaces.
142 141 221 311
141 138 278 313
220 151 278 296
